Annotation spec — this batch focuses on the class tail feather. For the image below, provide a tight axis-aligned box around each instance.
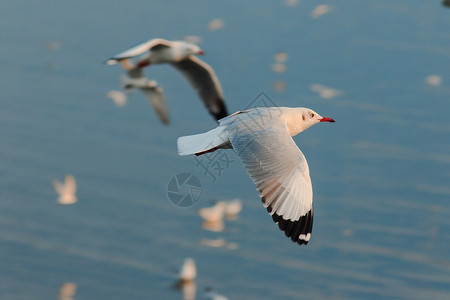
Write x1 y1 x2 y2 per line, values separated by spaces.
177 126 228 156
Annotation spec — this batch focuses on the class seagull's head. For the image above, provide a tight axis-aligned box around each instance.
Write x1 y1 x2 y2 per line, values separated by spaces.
289 108 335 135
182 42 204 56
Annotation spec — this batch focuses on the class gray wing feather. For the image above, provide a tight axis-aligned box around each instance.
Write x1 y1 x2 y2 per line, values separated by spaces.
171 56 228 120
140 85 169 125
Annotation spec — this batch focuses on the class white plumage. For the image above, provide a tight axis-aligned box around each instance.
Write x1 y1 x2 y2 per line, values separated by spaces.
178 258 197 282
106 38 228 121
52 175 77 205
178 107 335 245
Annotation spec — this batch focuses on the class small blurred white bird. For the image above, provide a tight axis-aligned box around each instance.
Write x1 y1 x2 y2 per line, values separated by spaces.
311 4 332 19
224 198 242 219
178 258 197 282
198 201 227 223
52 175 77 205
310 84 342 99
58 282 77 300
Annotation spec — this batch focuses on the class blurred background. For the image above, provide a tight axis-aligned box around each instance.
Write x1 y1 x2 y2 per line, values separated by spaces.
1 0 450 299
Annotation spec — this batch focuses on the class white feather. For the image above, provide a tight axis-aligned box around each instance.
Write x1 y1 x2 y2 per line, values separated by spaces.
177 126 228 156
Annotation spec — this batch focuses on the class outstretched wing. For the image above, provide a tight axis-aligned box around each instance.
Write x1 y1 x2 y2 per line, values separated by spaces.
225 110 313 245
106 38 172 65
141 84 169 125
171 56 228 121
52 180 64 195
64 175 77 194
122 66 169 125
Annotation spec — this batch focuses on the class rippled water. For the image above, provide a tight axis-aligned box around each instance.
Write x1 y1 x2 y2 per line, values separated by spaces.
1 1 450 299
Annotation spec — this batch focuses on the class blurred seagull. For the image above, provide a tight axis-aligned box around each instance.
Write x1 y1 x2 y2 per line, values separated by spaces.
224 198 242 219
52 175 77 205
198 201 227 223
173 258 197 300
119 59 169 124
178 258 197 283
106 38 228 121
311 4 332 19
58 282 77 300
310 84 342 99
178 107 335 245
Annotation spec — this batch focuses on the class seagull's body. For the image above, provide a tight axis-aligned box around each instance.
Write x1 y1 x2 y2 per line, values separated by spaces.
178 258 197 283
106 38 228 121
178 107 335 245
52 175 77 205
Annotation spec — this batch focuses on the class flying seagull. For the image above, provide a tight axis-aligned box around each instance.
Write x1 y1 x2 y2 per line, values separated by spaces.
177 107 335 245
119 59 169 124
106 38 228 121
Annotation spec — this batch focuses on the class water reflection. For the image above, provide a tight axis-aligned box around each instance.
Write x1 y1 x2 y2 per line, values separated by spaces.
202 220 225 232
201 238 227 247
272 80 286 93
181 281 197 300
271 63 286 74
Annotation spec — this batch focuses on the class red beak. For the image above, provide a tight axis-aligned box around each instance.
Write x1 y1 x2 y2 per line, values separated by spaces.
197 50 204 55
320 117 335 122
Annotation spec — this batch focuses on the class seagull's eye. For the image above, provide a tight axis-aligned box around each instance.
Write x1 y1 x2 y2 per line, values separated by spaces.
309 113 315 118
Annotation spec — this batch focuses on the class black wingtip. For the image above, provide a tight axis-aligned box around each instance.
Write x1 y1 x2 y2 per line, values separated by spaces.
212 100 229 121
271 209 313 246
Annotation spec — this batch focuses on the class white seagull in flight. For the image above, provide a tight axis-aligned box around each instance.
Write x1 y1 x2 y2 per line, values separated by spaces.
106 38 228 121
177 107 335 245
119 58 169 124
